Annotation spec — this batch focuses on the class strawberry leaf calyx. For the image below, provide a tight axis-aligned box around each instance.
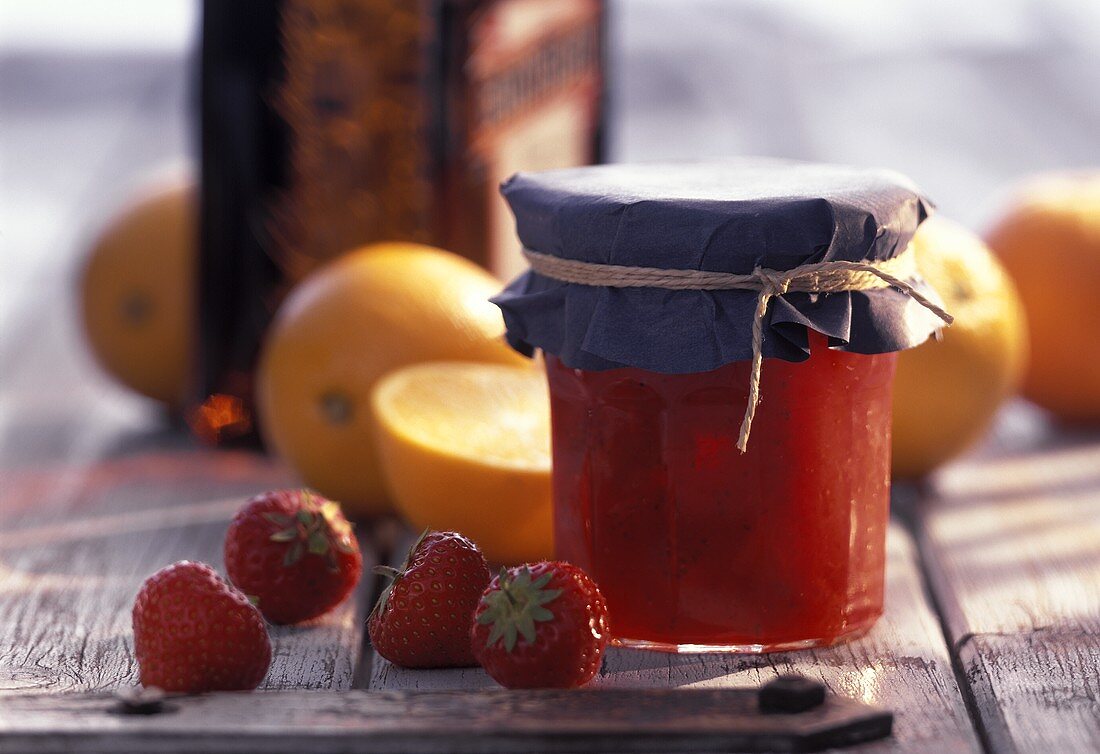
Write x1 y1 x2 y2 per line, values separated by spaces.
367 530 431 621
270 527 298 542
477 567 562 652
265 491 356 572
284 541 304 566
372 565 402 580
321 501 358 556
308 531 330 555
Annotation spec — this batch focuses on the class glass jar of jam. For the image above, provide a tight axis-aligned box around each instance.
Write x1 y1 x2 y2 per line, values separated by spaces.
547 333 896 651
494 161 948 652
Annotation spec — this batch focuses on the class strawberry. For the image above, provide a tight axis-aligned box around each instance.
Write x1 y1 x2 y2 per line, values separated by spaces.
223 489 362 625
471 561 610 689
368 530 491 668
131 561 271 692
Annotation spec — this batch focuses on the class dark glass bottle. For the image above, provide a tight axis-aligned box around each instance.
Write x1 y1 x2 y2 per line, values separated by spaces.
195 0 607 444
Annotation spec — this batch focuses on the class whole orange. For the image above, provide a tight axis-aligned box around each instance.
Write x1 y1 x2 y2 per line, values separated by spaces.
256 243 528 517
892 217 1028 478
985 173 1100 422
80 177 196 406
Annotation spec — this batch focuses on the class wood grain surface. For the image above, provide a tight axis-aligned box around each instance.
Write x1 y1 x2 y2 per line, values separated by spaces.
915 408 1100 753
369 520 981 753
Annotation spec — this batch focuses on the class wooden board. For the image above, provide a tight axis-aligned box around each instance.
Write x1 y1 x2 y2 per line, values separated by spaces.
0 687 893 754
915 407 1100 753
368 520 981 753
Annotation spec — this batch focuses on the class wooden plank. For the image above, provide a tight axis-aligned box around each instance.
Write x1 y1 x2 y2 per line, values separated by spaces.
368 519 980 753
0 687 893 754
915 406 1100 753
0 451 376 694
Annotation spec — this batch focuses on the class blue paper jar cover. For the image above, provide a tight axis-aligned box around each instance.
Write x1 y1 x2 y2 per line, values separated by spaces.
492 158 947 373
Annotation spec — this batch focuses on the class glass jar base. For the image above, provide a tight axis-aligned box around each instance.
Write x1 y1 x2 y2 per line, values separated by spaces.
610 622 876 654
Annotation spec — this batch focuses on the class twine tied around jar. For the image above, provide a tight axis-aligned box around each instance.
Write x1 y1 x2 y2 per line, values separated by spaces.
521 247 954 452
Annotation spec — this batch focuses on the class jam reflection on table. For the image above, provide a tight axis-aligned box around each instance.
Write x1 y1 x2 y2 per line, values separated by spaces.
546 331 898 652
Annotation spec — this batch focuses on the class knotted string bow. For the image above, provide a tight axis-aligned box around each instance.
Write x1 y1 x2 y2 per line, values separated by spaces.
522 247 954 451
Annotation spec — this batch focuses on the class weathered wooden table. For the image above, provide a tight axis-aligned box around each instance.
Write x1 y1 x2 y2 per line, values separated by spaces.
2 52 1098 754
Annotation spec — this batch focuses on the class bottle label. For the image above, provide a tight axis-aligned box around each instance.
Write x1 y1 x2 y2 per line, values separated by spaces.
267 0 602 279
272 0 436 280
468 0 604 277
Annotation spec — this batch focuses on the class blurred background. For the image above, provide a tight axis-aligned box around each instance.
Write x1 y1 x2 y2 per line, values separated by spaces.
6 1 1099 227
2 0 1098 492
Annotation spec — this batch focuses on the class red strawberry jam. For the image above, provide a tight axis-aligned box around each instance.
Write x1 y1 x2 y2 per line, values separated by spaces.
547 331 897 652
